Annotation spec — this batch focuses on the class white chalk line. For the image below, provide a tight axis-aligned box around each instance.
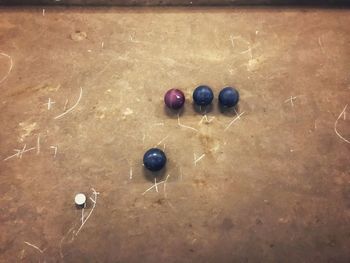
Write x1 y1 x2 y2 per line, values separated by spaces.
240 45 253 60
194 153 206 166
284 96 298 107
54 87 83 120
199 115 215 125
3 144 36 161
154 178 158 193
75 188 99 236
63 99 69 111
163 174 170 198
44 98 55 110
19 144 26 158
129 167 133 179
50 146 58 158
318 36 325 54
36 134 40 154
229 35 235 48
224 112 246 131
177 114 198 132
334 104 349 144
59 226 75 259
81 208 85 224
0 52 13 85
155 134 169 147
3 151 20 161
24 241 45 254
142 180 165 195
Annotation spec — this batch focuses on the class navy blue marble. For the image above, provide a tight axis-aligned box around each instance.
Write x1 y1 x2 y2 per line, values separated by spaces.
193 85 214 106
143 148 167 172
219 87 239 107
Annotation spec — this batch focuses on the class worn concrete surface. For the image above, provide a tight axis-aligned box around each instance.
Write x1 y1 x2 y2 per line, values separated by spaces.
1 0 350 6
0 7 349 263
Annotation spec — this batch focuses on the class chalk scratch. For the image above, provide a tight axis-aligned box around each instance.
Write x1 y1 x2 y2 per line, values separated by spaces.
59 226 75 259
334 104 349 144
37 135 40 154
318 36 325 54
229 35 235 48
199 115 215 124
0 52 13 85
163 174 170 198
224 112 245 131
50 146 58 158
284 96 298 107
44 98 55 110
3 144 36 161
63 99 69 111
177 114 198 132
142 180 165 195
129 167 133 179
155 135 169 147
24 241 45 254
194 153 205 166
54 87 83 120
75 188 100 236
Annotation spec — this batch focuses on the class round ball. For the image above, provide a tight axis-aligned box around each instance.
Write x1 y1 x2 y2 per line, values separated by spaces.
219 87 239 107
164 88 185 110
193 85 214 106
143 148 167 172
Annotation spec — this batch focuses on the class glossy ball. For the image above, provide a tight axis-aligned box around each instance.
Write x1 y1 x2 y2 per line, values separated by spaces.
143 148 167 172
164 88 185 110
219 87 239 107
193 85 214 106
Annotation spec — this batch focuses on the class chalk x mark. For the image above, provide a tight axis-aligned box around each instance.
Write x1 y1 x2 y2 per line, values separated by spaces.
3 144 36 161
284 96 298 107
142 180 165 195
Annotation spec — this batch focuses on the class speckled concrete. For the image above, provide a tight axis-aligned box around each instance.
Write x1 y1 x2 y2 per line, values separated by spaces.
0 7 349 263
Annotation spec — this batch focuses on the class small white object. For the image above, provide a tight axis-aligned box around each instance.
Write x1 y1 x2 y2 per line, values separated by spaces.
75 193 86 206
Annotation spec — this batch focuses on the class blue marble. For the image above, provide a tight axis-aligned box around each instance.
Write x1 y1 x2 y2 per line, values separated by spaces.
219 87 239 107
193 85 214 106
143 148 167 172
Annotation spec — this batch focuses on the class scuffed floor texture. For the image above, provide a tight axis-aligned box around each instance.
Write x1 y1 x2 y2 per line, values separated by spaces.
0 7 349 262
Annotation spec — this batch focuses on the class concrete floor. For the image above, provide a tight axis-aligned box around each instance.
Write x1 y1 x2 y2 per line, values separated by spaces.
0 7 349 263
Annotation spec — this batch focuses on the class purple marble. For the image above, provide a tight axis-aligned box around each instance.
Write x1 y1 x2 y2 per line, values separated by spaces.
164 88 185 110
